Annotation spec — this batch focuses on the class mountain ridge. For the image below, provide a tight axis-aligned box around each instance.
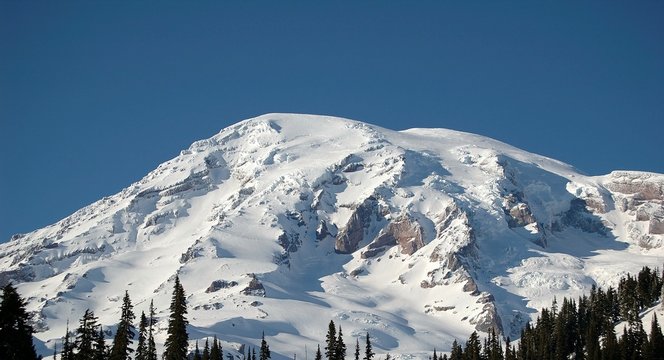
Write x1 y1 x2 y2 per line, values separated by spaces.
1 114 662 358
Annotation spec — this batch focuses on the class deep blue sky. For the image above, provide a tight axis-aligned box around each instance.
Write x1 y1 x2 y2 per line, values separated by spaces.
1 1 663 242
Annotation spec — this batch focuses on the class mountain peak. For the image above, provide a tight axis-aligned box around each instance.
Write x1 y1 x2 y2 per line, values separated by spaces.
1 114 662 358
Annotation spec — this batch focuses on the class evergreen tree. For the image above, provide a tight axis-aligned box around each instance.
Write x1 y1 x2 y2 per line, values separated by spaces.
109 291 136 360
448 340 462 360
147 301 157 360
252 347 257 360
315 345 322 360
136 312 148 360
163 276 188 360
486 328 502 360
202 339 210 360
193 341 202 360
363 333 373 360
0 283 39 360
325 321 336 360
432 349 437 360
210 336 222 360
216 337 223 360
354 339 360 360
647 314 664 359
76 309 100 360
661 270 664 309
504 338 515 360
464 332 481 360
334 327 346 360
601 324 619 360
585 313 601 360
259 333 270 360
94 326 106 360
62 322 75 360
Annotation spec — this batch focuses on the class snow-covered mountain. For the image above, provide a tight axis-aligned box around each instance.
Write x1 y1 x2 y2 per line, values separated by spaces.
1 114 663 358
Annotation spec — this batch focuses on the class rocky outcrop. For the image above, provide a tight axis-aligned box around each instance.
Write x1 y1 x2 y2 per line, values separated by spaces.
601 172 664 247
555 198 609 235
241 274 266 297
0 267 35 287
277 231 300 254
206 280 239 293
335 196 382 254
361 216 425 258
469 298 503 334
502 192 537 228
316 220 332 240
604 171 664 202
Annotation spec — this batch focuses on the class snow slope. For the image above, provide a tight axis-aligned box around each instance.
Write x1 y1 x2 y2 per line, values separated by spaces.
1 114 663 359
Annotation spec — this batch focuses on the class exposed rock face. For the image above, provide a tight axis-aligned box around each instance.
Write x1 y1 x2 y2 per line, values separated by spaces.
316 221 331 240
361 216 425 258
241 274 266 297
502 193 537 228
335 196 382 253
470 301 503 334
601 171 664 247
604 171 664 201
556 198 609 235
649 215 664 235
206 280 239 293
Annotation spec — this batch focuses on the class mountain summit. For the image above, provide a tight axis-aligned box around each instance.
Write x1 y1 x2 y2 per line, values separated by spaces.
1 114 663 358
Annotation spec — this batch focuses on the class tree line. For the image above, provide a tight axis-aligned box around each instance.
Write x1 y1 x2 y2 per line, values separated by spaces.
439 266 664 360
1 267 663 360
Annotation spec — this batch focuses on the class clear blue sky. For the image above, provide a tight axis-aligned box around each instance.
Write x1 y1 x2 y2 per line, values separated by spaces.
1 1 663 242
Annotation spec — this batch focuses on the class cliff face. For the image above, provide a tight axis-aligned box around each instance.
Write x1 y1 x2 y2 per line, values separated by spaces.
1 114 662 358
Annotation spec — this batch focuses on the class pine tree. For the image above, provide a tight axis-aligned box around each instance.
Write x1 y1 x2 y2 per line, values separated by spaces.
216 337 223 360
194 341 202 360
504 338 515 360
76 309 100 360
464 332 481 360
210 336 222 360
363 333 373 360
163 276 188 360
486 328 502 360
252 347 257 360
432 349 437 360
646 314 664 359
62 321 75 360
136 312 148 360
449 340 462 360
109 290 136 360
601 324 619 360
0 283 39 360
661 277 664 309
94 326 106 360
147 301 157 360
202 339 210 360
259 332 270 360
315 345 322 360
325 321 336 360
354 339 360 360
586 313 601 360
334 326 346 360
